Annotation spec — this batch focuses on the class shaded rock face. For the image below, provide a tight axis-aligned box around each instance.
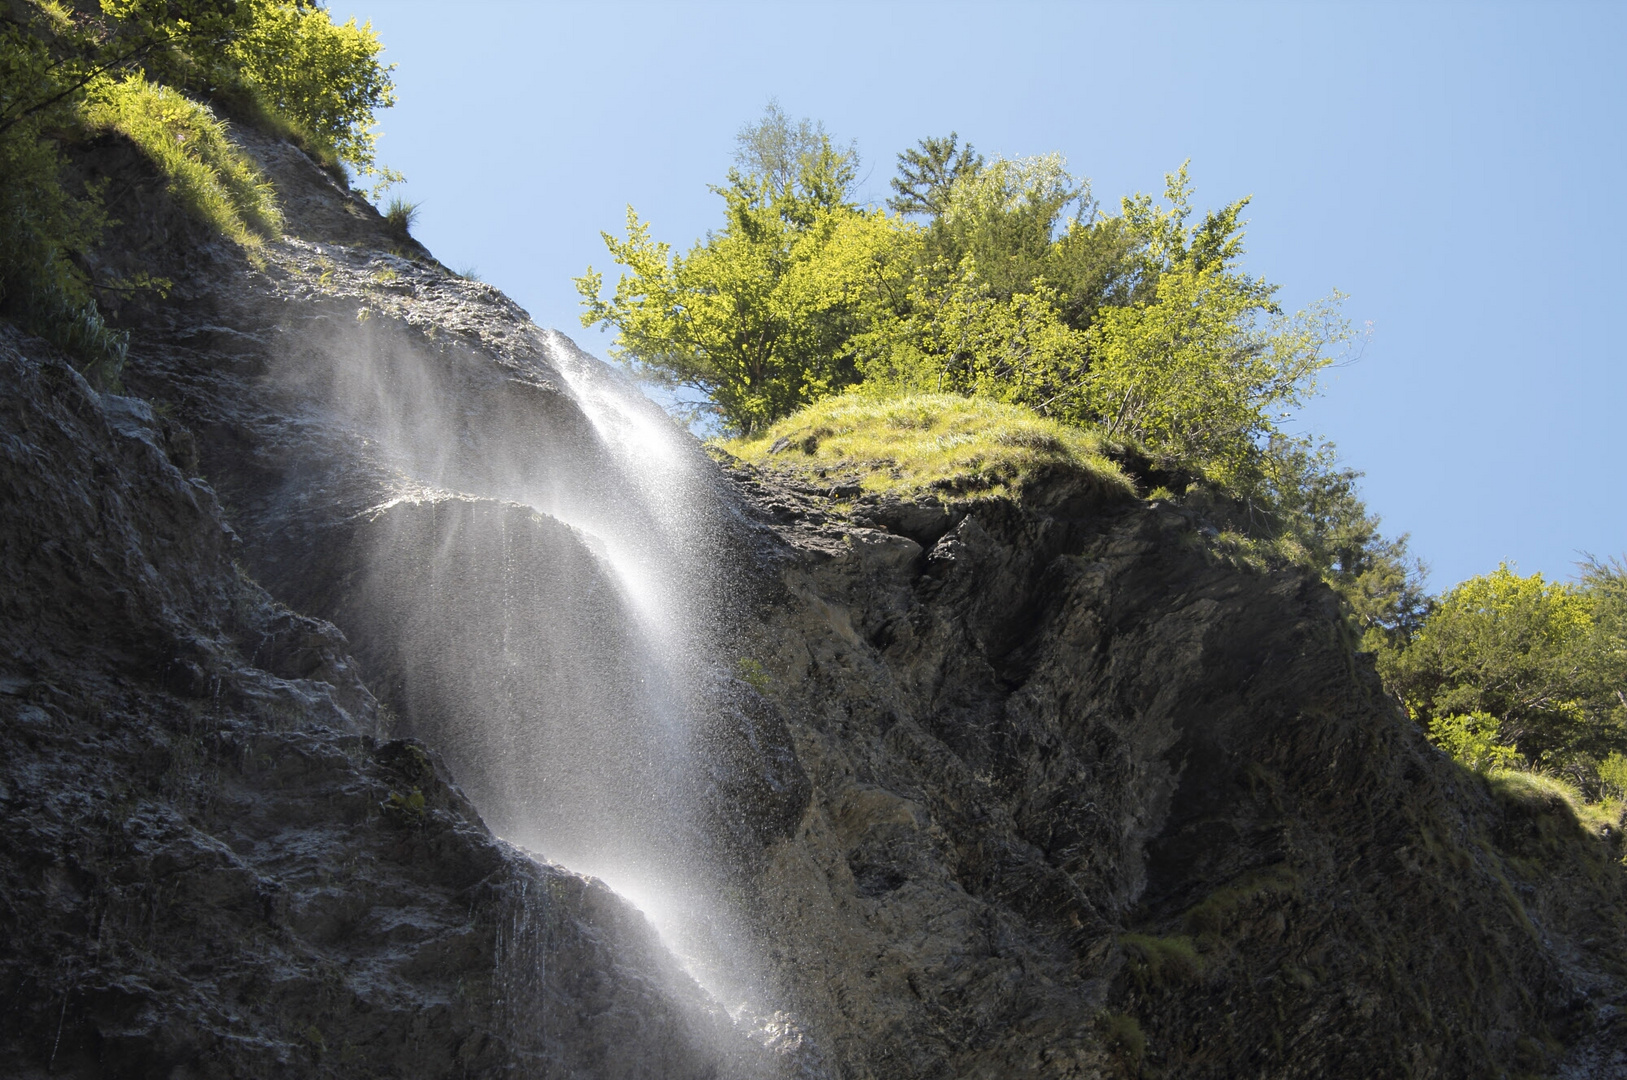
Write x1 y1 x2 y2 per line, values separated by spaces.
715 468 1627 1078
4 119 1625 1080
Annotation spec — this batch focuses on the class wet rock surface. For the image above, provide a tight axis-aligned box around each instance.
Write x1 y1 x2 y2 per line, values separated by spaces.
2 120 1624 1080
0 141 757 1077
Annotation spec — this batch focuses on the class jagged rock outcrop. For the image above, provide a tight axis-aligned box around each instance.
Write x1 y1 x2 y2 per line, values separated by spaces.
3 117 1624 1080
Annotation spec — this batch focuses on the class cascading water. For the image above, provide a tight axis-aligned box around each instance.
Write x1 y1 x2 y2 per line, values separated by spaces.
284 312 807 1067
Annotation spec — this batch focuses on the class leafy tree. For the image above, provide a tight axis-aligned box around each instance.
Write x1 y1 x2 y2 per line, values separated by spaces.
223 0 398 188
1257 436 1429 648
577 105 915 433
857 153 1137 417
1428 712 1520 773
1078 165 1352 481
853 265 1088 413
0 0 397 375
733 98 854 197
891 138 1145 333
1380 564 1627 783
925 152 1084 303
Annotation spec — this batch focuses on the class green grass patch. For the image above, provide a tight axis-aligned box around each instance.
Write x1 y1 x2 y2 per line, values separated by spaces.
1487 768 1621 837
1119 932 1203 991
723 392 1133 501
82 74 282 250
1182 863 1302 937
1095 1011 1146 1073
384 196 420 239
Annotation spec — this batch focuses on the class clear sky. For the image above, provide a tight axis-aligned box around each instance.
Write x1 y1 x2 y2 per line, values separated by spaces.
338 0 1624 591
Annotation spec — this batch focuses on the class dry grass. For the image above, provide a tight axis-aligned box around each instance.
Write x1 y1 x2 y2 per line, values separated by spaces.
723 392 1132 500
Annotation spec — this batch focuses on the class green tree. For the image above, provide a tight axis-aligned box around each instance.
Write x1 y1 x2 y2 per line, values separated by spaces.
577 106 916 434
887 132 983 218
1381 565 1618 779
223 0 397 187
889 138 1145 332
854 263 1089 413
1427 712 1520 773
1 0 396 375
1077 165 1352 482
1258 436 1429 648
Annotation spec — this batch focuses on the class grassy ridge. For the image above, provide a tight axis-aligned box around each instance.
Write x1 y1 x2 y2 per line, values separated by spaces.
723 391 1133 500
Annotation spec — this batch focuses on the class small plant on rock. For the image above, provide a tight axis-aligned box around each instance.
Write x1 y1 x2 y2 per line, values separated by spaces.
384 197 420 239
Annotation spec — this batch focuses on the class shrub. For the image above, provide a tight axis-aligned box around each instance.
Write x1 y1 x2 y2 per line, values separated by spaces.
1095 1011 1146 1072
224 0 398 189
1119 933 1203 990
1598 751 1627 800
2 0 396 372
1428 711 1520 773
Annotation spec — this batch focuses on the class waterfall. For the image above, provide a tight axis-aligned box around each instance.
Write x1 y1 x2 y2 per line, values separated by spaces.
285 312 807 1065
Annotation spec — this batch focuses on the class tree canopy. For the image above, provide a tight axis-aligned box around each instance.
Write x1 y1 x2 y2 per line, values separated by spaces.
578 108 1425 649
577 105 915 433
1380 561 1627 790
580 118 1352 482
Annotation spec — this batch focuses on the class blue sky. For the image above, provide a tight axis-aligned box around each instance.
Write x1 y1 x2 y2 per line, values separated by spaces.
339 0 1624 590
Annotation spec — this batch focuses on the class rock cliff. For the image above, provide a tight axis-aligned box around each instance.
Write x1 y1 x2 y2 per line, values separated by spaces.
2 123 1624 1078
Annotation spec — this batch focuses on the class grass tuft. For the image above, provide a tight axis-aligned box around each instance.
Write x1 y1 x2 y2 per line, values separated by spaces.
1119 932 1204 990
723 392 1132 500
1487 768 1622 837
384 197 420 238
1182 863 1302 937
1095 1011 1146 1072
82 74 282 248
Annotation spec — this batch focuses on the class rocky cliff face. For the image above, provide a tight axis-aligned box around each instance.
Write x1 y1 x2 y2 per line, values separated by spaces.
2 124 1624 1078
719 466 1627 1077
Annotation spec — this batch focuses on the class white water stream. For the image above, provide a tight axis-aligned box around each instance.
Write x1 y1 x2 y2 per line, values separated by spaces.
305 318 781 1040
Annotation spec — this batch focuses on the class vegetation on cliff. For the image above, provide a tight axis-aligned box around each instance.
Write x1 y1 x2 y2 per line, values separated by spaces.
0 0 395 378
1378 558 1627 798
582 103 1627 820
579 105 1425 646
577 105 1354 493
725 392 1133 501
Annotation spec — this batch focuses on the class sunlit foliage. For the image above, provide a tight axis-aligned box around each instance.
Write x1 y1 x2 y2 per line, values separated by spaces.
0 0 395 376
582 107 1423 640
724 391 1131 500
1381 562 1627 790
82 72 282 246
578 105 916 433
